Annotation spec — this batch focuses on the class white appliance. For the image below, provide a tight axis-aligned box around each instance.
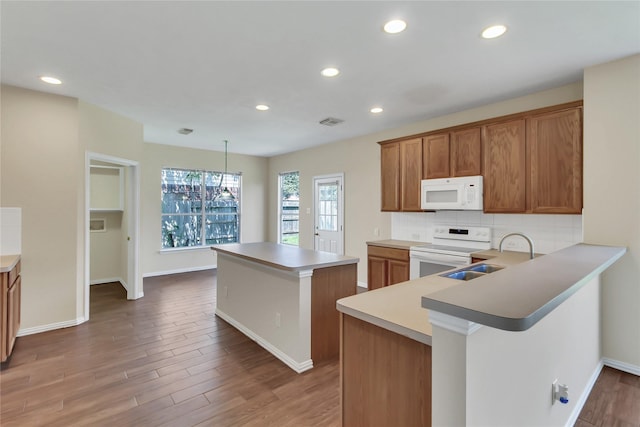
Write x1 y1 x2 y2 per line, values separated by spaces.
421 175 483 211
409 226 491 280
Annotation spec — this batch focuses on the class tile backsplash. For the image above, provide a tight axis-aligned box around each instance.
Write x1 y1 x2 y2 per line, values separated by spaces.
391 211 583 255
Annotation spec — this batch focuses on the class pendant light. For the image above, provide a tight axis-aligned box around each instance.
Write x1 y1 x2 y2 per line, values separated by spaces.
218 139 235 200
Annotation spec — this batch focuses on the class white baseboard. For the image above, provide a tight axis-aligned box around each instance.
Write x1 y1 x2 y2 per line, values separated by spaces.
17 317 87 337
564 357 640 427
357 281 368 290
603 357 640 375
90 277 123 285
215 308 313 374
565 360 604 427
143 265 216 278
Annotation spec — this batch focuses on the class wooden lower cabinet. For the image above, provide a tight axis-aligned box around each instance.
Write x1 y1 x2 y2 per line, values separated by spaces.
341 313 432 427
367 245 410 289
1 260 21 362
310 264 357 362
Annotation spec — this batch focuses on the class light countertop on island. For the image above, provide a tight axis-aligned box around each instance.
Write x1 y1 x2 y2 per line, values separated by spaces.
211 242 358 272
1 255 20 273
337 250 534 345
422 243 626 331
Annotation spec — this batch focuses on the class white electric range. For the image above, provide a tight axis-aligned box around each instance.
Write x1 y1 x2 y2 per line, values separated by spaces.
409 226 491 280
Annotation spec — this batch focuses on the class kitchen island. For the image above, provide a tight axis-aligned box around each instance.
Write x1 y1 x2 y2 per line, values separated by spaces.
212 242 358 373
337 243 625 427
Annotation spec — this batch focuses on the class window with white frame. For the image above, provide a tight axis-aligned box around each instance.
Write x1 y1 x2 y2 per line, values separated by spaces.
161 168 241 248
278 171 299 246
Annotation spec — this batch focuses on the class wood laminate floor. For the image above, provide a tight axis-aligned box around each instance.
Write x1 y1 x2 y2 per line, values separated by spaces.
0 271 339 427
1 270 638 426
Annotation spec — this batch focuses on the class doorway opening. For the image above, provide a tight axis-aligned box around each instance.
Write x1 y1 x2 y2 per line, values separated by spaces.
85 152 141 321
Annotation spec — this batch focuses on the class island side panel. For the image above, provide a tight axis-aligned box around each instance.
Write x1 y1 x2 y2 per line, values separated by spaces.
215 253 312 371
311 263 357 362
341 313 432 427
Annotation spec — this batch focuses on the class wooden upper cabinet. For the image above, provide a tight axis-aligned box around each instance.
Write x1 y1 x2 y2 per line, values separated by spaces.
423 133 450 179
482 119 527 213
400 138 423 211
528 108 582 214
423 128 481 179
380 138 422 212
379 101 583 215
451 127 482 177
380 142 400 211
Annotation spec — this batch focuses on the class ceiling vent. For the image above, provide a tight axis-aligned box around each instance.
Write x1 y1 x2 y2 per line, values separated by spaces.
178 128 194 135
319 117 344 126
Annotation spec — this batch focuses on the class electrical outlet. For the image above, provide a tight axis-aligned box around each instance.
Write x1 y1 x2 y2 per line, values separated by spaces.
224 286 228 298
552 379 570 405
275 312 281 327
374 227 380 236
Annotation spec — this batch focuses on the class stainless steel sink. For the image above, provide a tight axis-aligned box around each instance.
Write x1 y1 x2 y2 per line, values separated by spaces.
442 263 505 281
444 270 487 281
468 263 504 274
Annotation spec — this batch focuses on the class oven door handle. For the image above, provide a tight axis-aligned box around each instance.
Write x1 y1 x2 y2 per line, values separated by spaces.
409 251 469 267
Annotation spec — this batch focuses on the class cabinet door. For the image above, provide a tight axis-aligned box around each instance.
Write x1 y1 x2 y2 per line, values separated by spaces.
388 260 410 286
483 119 527 213
400 138 423 211
529 108 582 214
423 133 450 179
7 276 20 356
368 256 387 290
451 127 482 177
380 143 400 211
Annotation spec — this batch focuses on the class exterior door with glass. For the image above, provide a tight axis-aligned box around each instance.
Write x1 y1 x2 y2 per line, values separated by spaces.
313 174 344 254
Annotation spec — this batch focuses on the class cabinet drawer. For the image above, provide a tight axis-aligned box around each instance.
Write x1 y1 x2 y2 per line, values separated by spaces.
367 246 409 262
8 261 21 288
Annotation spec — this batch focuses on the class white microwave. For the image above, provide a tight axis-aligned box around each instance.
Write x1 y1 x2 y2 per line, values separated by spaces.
421 175 483 210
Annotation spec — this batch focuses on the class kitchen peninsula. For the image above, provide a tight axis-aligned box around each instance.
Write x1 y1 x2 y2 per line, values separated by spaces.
337 243 625 427
212 242 358 373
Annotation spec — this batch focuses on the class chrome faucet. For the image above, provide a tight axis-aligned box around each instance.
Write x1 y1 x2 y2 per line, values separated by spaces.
499 232 535 259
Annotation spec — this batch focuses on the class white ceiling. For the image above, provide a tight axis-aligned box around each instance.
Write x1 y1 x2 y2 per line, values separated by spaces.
2 1 639 157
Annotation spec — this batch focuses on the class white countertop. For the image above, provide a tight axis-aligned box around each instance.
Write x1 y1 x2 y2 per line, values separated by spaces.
337 250 534 345
0 254 20 273
211 242 359 272
337 244 625 344
422 243 626 331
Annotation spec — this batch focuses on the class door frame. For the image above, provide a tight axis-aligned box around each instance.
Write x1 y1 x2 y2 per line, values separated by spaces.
312 173 344 254
84 152 141 321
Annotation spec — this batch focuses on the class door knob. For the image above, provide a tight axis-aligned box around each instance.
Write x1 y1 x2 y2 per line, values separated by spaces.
315 233 319 236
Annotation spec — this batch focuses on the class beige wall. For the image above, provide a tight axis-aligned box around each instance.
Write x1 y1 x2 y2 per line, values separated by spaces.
1 85 144 331
89 211 123 283
141 143 269 276
583 54 640 368
269 82 584 285
1 85 81 328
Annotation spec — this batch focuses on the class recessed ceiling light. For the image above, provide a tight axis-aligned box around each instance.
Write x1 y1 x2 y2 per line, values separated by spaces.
481 25 507 39
321 67 340 77
256 104 269 111
370 107 384 114
39 76 62 85
383 19 407 34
